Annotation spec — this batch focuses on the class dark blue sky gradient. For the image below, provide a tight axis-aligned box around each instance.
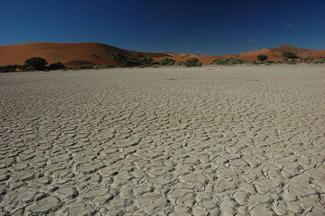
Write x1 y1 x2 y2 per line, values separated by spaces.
1 0 325 54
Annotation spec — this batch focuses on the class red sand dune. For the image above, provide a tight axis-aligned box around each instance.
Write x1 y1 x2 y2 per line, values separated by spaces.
0 42 170 67
237 44 325 61
166 45 325 63
1 43 325 68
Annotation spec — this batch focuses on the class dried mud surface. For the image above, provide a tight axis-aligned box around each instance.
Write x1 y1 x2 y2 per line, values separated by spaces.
0 65 324 215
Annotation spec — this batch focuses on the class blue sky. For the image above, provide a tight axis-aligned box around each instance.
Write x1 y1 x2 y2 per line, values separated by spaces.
1 0 325 55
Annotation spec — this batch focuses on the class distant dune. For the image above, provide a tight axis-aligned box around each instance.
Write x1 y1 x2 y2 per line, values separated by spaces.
0 42 170 67
236 44 325 61
170 44 325 63
1 43 325 68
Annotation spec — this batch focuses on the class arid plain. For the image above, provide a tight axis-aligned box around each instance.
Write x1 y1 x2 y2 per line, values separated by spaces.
0 65 324 216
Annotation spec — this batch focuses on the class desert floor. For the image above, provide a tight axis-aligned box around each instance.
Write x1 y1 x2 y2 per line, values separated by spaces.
0 65 324 216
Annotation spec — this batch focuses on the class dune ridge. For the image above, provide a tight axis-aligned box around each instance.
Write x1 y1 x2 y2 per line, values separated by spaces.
1 42 325 67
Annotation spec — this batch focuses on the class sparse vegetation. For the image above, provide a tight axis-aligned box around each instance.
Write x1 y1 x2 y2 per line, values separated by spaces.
176 61 186 66
257 54 268 62
282 52 299 59
3 52 324 73
1 60 66 72
264 61 273 65
112 53 141 66
25 57 48 70
212 58 245 65
112 53 154 67
48 62 66 70
18 65 34 71
301 57 314 64
152 61 160 67
185 58 202 67
312 58 325 64
0 65 17 73
160 58 176 66
139 57 154 66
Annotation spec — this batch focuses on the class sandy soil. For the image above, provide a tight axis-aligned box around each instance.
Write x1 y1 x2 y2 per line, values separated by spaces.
0 65 324 216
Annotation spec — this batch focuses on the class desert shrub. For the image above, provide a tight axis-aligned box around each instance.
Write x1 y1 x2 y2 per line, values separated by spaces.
282 52 299 59
48 62 66 70
176 61 186 66
18 65 34 71
257 54 268 62
301 57 313 63
212 59 223 65
312 58 325 64
139 57 154 66
185 58 202 67
151 61 161 68
112 53 143 66
112 53 160 67
212 58 245 65
25 57 48 70
160 58 176 66
0 65 18 73
0 64 36 72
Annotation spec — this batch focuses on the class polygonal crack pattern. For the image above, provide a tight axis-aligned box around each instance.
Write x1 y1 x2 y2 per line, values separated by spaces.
0 66 324 215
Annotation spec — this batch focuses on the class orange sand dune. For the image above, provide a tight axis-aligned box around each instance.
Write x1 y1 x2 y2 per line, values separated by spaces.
237 44 325 61
0 42 169 67
1 43 325 68
163 44 325 64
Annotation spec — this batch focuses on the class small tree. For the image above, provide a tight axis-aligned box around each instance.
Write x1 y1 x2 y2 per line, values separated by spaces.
160 58 176 66
185 58 202 67
282 52 299 59
257 54 268 62
25 57 48 70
